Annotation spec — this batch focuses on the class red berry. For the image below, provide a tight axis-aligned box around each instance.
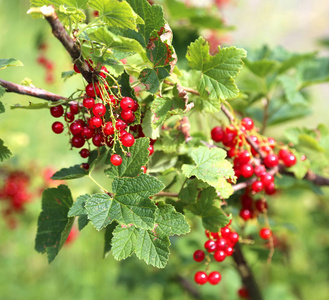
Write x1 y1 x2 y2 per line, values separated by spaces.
260 145 272 155
115 119 127 131
239 208 252 221
229 232 239 244
252 180 263 193
227 147 237 158
260 173 274 186
85 83 100 97
70 103 79 115
52 121 64 134
267 137 276 148
254 164 267 177
71 136 85 148
92 133 104 147
193 250 205 262
225 246 234 256
80 148 90 158
208 271 222 285
103 122 115 135
216 238 228 250
50 105 64 118
132 100 139 112
211 126 224 142
255 199 268 213
241 117 254 131
121 133 135 147
283 154 297 167
81 163 89 170
65 112 75 123
204 239 217 252
89 116 103 128
141 166 147 173
264 154 279 168
240 164 254 178
70 121 83 136
83 97 95 109
205 230 219 239
194 271 208 285
220 227 231 239
238 287 249 298
222 133 237 147
301 154 306 161
108 95 118 106
214 250 226 262
119 130 128 138
120 97 135 111
99 66 108 78
238 150 251 165
278 149 290 160
73 63 80 73
81 126 94 139
111 154 122 166
241 195 253 208
106 136 114 147
265 182 276 195
148 145 154 156
259 228 272 240
121 110 135 123
92 103 106 117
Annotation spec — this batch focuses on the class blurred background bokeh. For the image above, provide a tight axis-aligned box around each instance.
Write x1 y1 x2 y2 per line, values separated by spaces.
0 0 329 299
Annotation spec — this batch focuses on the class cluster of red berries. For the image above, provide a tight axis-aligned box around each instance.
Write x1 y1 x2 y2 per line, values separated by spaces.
50 59 150 169
36 42 55 84
193 225 239 285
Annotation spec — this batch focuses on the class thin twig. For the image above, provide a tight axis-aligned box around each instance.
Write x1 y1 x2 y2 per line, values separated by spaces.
0 79 67 102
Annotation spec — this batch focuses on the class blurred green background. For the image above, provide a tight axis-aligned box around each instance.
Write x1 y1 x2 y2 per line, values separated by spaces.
1 0 329 299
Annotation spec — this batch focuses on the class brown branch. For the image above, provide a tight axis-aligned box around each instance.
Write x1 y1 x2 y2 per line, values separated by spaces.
155 191 179 197
0 78 67 102
33 6 94 83
233 243 263 300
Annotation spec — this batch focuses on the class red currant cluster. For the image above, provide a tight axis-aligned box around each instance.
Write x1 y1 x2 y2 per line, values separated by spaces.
36 42 55 84
193 225 239 285
50 60 146 169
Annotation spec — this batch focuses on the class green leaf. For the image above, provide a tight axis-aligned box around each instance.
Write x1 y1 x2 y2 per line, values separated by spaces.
0 58 23 69
243 58 278 77
104 222 118 258
86 26 145 53
154 202 190 236
288 150 310 179
10 103 50 110
278 75 307 105
86 174 164 230
51 165 88 180
105 137 150 178
187 187 230 232
135 227 170 268
0 139 12 162
89 0 140 30
57 5 86 26
182 147 234 197
186 37 246 101
0 85 6 99
178 180 199 204
160 129 185 153
147 151 178 173
111 225 137 260
0 101 4 114
142 109 161 139
35 185 74 263
61 70 75 80
299 57 329 88
68 194 90 217
138 68 160 94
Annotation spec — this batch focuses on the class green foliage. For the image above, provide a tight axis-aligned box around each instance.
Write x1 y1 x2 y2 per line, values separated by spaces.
35 185 74 263
0 138 12 162
0 58 23 69
186 36 246 101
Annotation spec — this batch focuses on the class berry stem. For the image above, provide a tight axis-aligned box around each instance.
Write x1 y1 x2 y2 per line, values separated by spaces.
88 173 108 193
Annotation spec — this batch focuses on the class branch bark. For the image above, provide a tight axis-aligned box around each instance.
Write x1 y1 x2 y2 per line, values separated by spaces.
233 243 263 300
0 78 67 102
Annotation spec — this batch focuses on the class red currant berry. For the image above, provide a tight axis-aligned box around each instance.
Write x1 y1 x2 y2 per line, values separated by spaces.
92 133 104 147
240 164 254 178
89 116 103 128
194 271 208 285
260 145 272 155
208 271 222 285
241 195 253 208
216 238 228 250
121 110 135 123
69 103 79 115
252 180 264 193
85 83 100 98
214 250 226 262
227 147 237 158
115 119 127 131
92 103 106 117
110 154 122 166
65 112 75 123
241 117 254 131
99 66 108 78
50 105 64 118
148 145 154 156
121 133 135 147
141 166 147 173
254 164 267 177
255 199 268 213
222 133 237 147
238 287 249 298
205 231 219 239
83 97 95 109
70 121 83 136
204 239 217 252
225 246 234 256
80 148 90 158
221 227 231 239
259 228 272 240
264 154 279 168
267 137 276 148
229 232 239 244
81 126 95 139
108 95 118 106
283 153 297 167
238 150 251 165
278 149 290 160
301 154 306 161
106 136 114 147
52 121 64 134
211 126 224 142
103 122 115 135
132 100 139 112
260 173 274 186
81 163 89 170
265 182 276 195
71 136 85 148
239 208 252 221
193 250 205 262
73 63 80 73
120 97 135 111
